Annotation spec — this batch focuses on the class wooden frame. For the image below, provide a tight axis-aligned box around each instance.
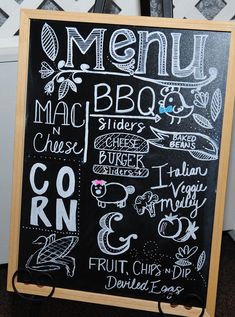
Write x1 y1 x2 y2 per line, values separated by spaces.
7 9 235 317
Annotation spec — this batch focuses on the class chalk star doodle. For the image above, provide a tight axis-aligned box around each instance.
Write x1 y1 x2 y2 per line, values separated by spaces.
25 234 78 277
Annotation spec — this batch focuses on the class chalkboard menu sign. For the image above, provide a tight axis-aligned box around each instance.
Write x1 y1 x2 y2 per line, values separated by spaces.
8 9 235 317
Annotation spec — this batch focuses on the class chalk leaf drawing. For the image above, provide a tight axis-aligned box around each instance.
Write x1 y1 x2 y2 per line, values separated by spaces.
149 127 218 161
98 212 138 255
91 180 135 208
58 79 70 100
193 113 213 129
58 79 78 100
175 245 198 267
158 87 194 124
211 88 222 122
40 60 85 99
134 191 159 217
25 234 79 277
193 91 209 108
197 250 206 271
41 23 59 61
39 61 55 79
158 214 199 242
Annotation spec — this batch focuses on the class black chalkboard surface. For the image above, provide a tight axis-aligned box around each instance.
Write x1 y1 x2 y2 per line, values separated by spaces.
7 9 235 317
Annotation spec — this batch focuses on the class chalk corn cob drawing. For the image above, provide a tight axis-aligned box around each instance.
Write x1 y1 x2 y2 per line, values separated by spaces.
26 234 78 277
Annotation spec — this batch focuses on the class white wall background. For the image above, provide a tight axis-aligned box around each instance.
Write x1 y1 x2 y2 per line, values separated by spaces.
0 58 17 264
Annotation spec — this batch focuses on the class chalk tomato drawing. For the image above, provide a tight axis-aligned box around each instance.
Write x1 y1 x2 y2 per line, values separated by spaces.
158 214 199 242
158 214 182 239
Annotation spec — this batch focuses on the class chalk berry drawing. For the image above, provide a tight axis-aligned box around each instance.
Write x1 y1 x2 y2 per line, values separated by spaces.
91 180 135 208
25 234 78 277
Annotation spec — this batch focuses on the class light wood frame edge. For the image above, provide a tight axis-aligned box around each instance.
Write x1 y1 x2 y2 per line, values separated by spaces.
7 9 31 289
7 9 235 317
206 26 235 316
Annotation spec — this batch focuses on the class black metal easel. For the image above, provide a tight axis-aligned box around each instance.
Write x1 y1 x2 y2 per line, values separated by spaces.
11 269 55 317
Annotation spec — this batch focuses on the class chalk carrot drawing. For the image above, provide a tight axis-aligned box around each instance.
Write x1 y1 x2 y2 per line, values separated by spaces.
25 234 78 277
91 180 135 208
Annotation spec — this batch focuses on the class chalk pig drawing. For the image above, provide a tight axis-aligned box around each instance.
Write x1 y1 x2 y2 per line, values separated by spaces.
91 180 135 208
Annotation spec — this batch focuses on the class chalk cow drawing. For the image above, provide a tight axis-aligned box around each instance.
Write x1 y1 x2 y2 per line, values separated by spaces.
91 180 135 208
